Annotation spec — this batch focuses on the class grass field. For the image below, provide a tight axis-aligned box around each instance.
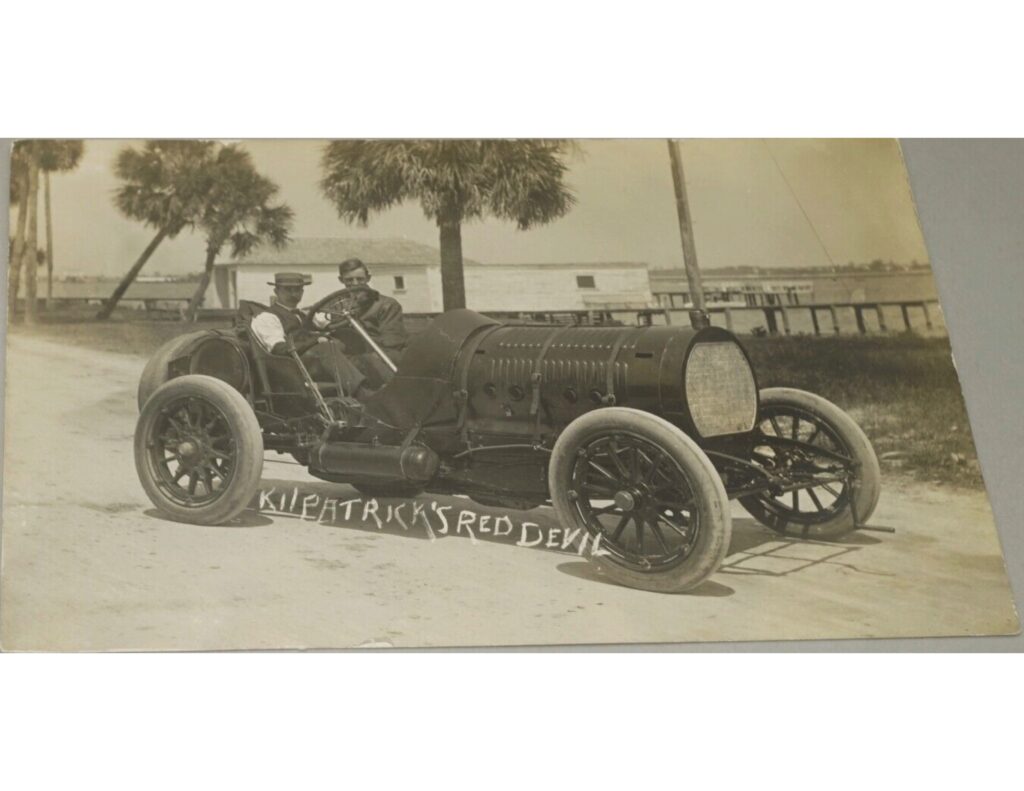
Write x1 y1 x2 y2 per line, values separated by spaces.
741 335 982 488
8 310 984 488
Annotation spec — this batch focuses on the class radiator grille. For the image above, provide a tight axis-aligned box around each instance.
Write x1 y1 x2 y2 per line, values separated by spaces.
684 342 757 437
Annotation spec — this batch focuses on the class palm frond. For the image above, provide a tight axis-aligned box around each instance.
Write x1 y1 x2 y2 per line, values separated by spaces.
319 139 574 229
37 140 85 172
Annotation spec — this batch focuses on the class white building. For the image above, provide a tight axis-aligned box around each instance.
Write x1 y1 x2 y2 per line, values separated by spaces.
212 237 654 313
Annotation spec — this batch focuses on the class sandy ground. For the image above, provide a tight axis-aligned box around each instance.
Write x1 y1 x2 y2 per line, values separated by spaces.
1 334 1018 650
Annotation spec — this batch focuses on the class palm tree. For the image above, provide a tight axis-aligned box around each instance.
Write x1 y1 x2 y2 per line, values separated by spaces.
98 140 218 320
8 142 31 319
6 141 48 324
37 140 85 309
320 140 576 310
182 145 293 321
21 143 44 324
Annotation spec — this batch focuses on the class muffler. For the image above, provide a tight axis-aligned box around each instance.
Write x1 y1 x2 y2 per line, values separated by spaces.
312 442 440 484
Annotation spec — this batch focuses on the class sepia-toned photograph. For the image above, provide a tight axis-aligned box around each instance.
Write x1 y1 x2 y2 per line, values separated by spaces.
2 138 1018 649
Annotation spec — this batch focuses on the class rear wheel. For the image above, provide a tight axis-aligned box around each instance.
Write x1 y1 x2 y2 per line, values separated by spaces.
549 408 731 594
135 374 264 525
739 388 881 539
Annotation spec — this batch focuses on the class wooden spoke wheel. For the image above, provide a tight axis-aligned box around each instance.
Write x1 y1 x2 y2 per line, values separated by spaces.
135 375 264 525
549 408 731 594
740 388 881 539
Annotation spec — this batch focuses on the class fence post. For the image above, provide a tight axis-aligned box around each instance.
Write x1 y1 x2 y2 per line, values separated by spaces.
764 307 779 335
829 305 840 334
809 307 821 336
724 308 734 332
900 303 912 332
921 301 934 330
780 306 791 335
875 304 888 333
854 306 867 334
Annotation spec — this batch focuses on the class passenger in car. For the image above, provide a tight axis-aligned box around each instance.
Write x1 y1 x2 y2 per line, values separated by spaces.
249 272 370 398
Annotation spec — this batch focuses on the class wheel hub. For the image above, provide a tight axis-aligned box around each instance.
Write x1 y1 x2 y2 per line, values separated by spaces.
568 431 706 574
614 489 638 511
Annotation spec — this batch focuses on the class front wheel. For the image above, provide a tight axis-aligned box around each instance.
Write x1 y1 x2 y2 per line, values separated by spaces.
135 374 264 525
739 388 881 539
548 408 731 594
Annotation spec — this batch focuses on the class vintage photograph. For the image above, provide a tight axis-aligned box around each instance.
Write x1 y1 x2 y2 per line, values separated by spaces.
2 138 1018 649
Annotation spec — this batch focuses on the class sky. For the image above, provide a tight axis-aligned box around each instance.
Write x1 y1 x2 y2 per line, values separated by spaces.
15 139 930 278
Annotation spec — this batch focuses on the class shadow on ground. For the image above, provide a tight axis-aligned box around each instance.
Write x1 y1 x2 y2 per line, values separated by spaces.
720 518 890 579
143 508 276 528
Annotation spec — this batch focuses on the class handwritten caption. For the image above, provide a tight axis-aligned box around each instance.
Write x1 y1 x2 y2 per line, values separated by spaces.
257 486 610 556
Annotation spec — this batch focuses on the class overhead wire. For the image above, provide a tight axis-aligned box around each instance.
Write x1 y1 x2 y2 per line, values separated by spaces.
761 139 838 268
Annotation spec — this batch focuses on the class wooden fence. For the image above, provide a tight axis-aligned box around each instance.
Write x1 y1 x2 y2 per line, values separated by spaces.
678 300 944 336
28 296 945 336
198 300 944 336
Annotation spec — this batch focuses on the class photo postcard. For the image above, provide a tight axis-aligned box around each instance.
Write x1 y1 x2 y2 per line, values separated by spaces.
2 138 1017 649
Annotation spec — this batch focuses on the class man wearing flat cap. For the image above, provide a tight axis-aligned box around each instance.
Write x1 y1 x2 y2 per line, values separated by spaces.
250 271 369 397
308 258 409 387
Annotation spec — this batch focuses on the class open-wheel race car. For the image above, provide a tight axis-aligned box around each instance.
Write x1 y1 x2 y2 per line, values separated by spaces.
134 307 881 594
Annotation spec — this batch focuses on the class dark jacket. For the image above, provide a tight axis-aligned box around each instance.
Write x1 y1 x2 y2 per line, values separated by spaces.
355 290 408 356
315 288 409 360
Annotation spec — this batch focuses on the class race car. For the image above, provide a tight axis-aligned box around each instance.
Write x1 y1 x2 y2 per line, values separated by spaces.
134 307 881 593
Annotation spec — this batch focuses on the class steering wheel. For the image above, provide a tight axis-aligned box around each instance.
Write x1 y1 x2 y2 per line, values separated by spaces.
307 289 361 318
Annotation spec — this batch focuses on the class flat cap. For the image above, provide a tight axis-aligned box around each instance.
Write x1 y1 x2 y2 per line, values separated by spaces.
267 272 312 287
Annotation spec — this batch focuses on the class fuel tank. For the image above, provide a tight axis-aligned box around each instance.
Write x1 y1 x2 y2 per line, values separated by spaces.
362 309 760 445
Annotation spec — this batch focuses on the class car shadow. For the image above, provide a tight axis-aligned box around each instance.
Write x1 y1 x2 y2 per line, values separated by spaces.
143 508 275 528
142 479 892 584
556 561 736 597
720 517 893 579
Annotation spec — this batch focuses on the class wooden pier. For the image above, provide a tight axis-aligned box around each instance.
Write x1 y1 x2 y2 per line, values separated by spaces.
660 299 942 336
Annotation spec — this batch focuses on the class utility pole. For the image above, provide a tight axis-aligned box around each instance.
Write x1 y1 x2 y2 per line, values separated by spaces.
666 139 707 321
45 170 54 310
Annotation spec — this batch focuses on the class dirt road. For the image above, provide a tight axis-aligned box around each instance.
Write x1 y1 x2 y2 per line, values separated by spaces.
1 334 1018 650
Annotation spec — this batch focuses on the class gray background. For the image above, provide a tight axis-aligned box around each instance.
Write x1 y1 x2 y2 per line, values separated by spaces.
1 139 1021 651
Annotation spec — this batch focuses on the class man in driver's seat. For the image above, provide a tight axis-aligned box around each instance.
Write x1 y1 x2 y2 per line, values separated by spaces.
250 272 370 398
310 258 408 388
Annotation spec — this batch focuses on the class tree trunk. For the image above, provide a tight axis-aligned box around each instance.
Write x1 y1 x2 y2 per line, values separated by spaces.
22 158 41 325
183 244 219 322
44 170 54 310
8 169 30 320
438 220 466 311
96 226 170 320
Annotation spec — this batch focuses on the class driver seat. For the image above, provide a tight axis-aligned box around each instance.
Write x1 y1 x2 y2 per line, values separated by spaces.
234 301 342 411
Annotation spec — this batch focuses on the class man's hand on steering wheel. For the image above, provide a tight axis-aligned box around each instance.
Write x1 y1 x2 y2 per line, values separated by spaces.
311 309 351 332
324 317 351 332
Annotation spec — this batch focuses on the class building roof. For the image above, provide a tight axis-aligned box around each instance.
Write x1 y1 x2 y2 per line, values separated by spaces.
218 237 648 271
216 237 481 268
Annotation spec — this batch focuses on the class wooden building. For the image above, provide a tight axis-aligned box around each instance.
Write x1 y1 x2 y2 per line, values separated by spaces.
212 238 655 313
